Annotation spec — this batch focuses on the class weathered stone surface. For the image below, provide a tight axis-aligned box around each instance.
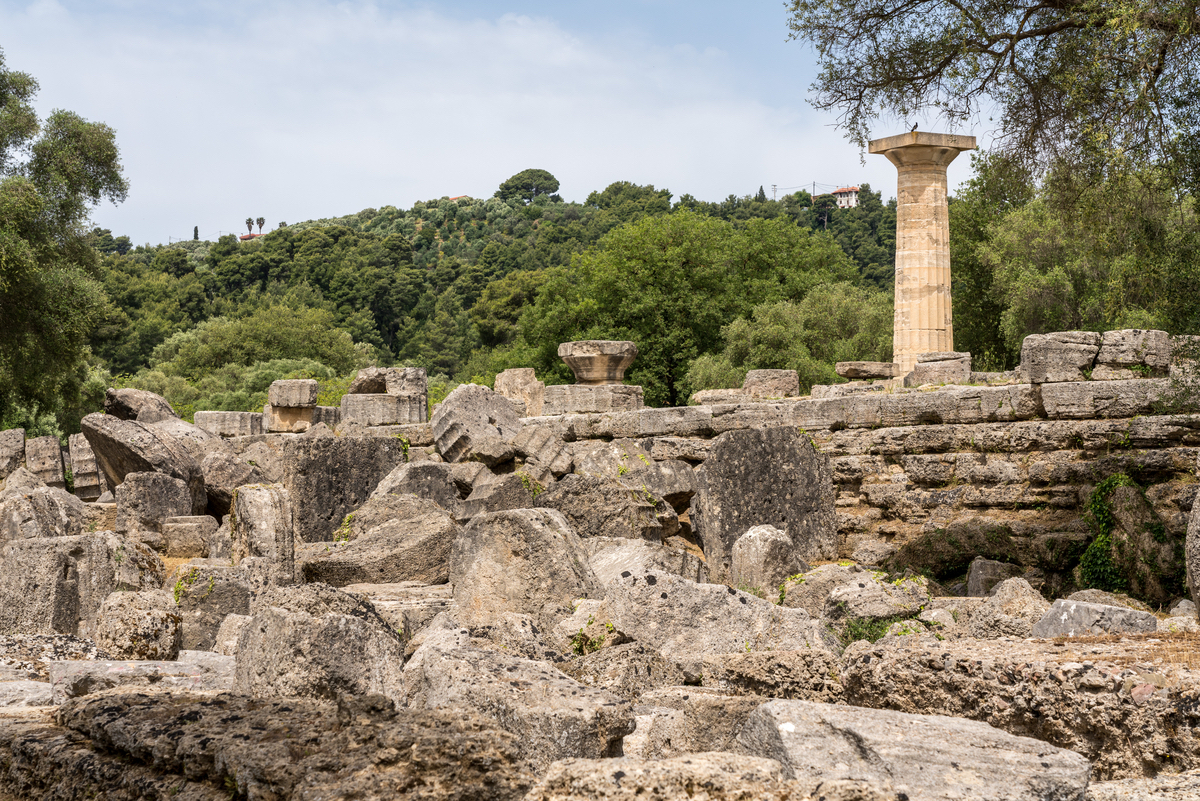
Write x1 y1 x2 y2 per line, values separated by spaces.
699 649 844 702
1088 769 1200 801
344 582 453 643
340 392 425 426
0 680 52 708
572 439 653 479
496 367 546 417
624 687 767 760
1020 331 1101 383
0 533 163 638
511 423 573 482
536 474 661 541
743 369 800 399
64 433 102 502
1106 483 1180 606
213 612 252 656
171 561 257 651
0 691 535 800
81 413 205 514
842 634 1200 779
526 752 806 801
280 436 407 542
114 471 192 550
48 654 234 703
103 387 176 423
460 472 543 519
23 435 65 489
0 486 85 542
1098 329 1172 371
731 525 807 594
907 354 971 387
193 409 264 437
544 384 645 415
624 458 696 512
584 536 708 585
967 556 1025 596
348 365 428 396
299 494 456 586
235 588 406 703
93 590 181 660
371 459 466 517
199 449 262 518
1031 599 1159 638
264 403 315 432
693 427 836 575
836 361 898 380
967 578 1051 639
606 572 835 675
451 509 602 627
267 378 319 407
431 383 522 465
0 427 25 481
404 643 633 771
779 563 863 617
823 573 930 631
230 483 294 585
735 698 1090 800
559 340 638 385
1040 378 1169 419
559 642 685 702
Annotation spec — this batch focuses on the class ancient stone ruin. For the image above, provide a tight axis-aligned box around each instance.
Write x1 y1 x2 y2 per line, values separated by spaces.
1 329 1200 798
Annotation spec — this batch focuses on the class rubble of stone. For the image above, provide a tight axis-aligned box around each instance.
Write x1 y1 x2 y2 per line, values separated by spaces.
1 327 1199 797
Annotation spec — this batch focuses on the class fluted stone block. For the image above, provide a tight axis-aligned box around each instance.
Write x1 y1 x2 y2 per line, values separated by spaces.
0 428 24 482
68 433 106 501
24 436 65 490
558 340 638 385
543 384 644 415
340 393 424 426
267 379 319 408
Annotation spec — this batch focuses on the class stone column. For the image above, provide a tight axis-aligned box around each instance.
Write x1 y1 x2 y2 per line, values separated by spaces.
869 131 976 375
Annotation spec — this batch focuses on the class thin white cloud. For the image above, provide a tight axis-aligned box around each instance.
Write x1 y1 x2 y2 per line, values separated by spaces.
1 1 978 243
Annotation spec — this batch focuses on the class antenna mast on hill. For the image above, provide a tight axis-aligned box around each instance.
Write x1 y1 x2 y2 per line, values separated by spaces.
771 184 777 201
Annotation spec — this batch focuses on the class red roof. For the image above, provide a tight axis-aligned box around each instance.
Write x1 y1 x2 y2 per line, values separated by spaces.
239 233 262 241
833 186 860 194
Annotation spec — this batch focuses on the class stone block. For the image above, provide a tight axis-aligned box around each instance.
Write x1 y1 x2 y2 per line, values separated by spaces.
584 536 708 585
312 405 341 427
24 435 65 489
810 382 886 399
348 366 427 398
340 392 424 426
495 367 545 417
67 433 105 501
231 483 294 585
103 388 177 422
543 384 644 415
624 687 767 760
267 378 319 407
1040 379 1169 419
836 361 898 379
743 369 800 398
1098 329 1172 371
735 699 1090 800
171 561 256 650
81 413 206 514
93 590 181 660
0 428 23 481
1031 599 1159 638
967 556 1024 597
690 388 752 405
431 383 522 465
264 403 315 433
193 410 264 437
1019 331 1100 383
624 458 696 511
48 654 234 704
161 515 217 559
906 355 971 386
692 427 836 574
558 340 637 385
0 486 85 542
115 472 192 550
535 474 661 541
731 524 808 594
460 473 542 519
791 395 884 430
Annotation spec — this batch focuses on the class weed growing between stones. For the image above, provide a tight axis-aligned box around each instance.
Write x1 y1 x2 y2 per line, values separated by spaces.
569 615 612 656
173 567 200 604
838 615 912 647
334 513 354 544
518 471 544 500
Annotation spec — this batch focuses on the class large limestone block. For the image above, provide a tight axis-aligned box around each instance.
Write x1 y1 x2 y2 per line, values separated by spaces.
450 508 602 627
779 563 864 617
624 459 696 512
572 439 654 479
93 590 182 660
67 433 105 501
1031 599 1159 638
1019 331 1100 383
193 410 263 437
431 383 522 465
171 561 257 650
460 472 543 519
0 532 163 638
559 642 686 702
403 644 634 771
836 361 898 379
0 427 25 481
606 572 836 675
28 692 534 801
0 485 85 542
299 494 457 586
234 602 406 703
585 537 708 585
1106 483 1180 606
24 435 65 489
114 471 192 550
48 654 234 703
906 352 971 386
1098 329 1172 371
967 556 1024 596
535 474 662 541
731 525 807 594
692 427 836 574
1189 495 1200 621
160 515 217 559
743 369 800 398
495 367 545 417
526 753 806 801
340 392 425 426
699 650 845 702
1039 378 1169 419
230 483 294 585
267 378 319 407
347 365 428 397
81 413 205 514
735 699 1091 800
967 578 1050 639
103 387 177 422
280 436 408 543
371 460 465 517
624 687 768 760
511 423 573 480
543 384 644 415
264 403 314 433
199 450 263 518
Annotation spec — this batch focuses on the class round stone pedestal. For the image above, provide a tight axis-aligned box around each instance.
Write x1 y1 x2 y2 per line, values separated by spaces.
558 341 637 385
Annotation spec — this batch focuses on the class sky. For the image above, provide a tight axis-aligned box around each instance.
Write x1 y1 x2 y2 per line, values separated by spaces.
1 0 982 245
